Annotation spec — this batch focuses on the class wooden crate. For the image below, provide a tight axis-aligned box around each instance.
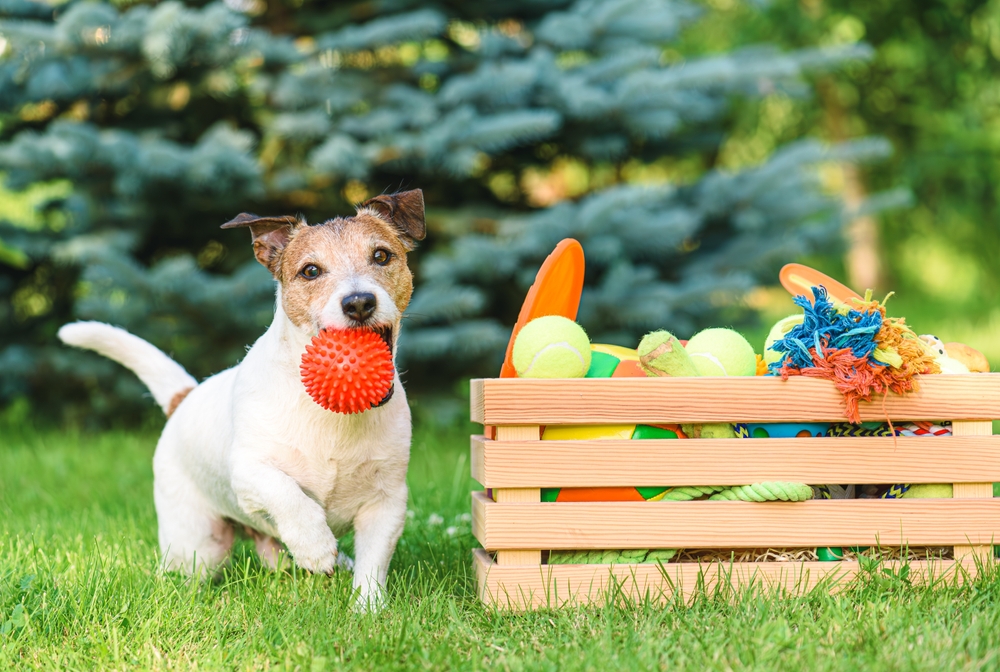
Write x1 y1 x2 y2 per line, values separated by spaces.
469 375 1000 609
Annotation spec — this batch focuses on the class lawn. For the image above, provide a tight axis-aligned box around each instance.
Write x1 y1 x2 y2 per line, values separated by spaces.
3 417 1000 670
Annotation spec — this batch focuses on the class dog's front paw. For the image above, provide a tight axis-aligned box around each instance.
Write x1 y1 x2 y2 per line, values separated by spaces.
286 532 341 575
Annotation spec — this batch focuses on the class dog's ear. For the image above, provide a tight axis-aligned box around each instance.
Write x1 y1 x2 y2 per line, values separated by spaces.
221 213 302 275
359 189 426 249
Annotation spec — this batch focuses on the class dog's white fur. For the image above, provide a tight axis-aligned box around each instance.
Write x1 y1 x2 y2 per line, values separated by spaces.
59 191 425 610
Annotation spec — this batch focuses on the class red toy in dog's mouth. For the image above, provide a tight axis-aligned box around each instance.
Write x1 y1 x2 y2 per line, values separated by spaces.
300 328 395 414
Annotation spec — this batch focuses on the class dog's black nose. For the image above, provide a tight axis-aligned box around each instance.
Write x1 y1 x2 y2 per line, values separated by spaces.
342 292 377 322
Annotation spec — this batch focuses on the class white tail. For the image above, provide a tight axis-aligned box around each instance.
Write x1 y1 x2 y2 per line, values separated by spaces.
58 321 198 415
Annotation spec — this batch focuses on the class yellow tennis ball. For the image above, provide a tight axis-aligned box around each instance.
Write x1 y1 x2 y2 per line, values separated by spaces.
764 314 805 365
685 328 757 377
901 484 953 499
513 316 592 378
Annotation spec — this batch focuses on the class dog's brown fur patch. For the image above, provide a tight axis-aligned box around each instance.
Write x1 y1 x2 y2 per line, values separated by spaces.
166 387 194 417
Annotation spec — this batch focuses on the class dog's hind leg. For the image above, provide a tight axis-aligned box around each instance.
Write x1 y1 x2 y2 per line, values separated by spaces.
153 461 235 576
247 529 285 570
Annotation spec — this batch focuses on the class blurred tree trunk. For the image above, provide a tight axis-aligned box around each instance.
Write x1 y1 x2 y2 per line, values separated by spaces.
818 77 883 293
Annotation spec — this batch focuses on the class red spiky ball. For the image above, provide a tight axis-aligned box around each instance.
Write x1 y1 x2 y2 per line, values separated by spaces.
300 328 394 414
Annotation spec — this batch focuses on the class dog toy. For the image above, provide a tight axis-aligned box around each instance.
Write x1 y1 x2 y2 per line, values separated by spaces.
779 263 862 307
548 548 677 565
685 328 758 377
513 315 592 378
709 482 813 502
743 423 829 438
944 342 990 373
637 331 700 377
768 286 938 423
300 328 394 414
638 329 755 438
901 484 953 498
500 239 585 377
763 315 805 365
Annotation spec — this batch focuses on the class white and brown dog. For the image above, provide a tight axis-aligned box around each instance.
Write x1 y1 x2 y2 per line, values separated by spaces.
59 189 426 609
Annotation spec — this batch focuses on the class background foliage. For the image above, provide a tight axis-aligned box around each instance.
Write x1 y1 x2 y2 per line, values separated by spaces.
2 0 993 426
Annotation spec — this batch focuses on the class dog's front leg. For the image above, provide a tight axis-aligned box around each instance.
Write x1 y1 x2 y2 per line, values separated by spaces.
232 461 340 574
352 484 407 611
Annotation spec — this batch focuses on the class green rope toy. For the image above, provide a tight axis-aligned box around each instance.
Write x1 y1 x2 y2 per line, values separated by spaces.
708 482 814 502
548 482 813 564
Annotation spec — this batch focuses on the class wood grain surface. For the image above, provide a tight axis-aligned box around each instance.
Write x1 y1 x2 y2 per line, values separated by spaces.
951 420 995 560
473 549 983 609
493 426 542 566
472 492 1000 549
470 375 1000 425
471 434 1000 487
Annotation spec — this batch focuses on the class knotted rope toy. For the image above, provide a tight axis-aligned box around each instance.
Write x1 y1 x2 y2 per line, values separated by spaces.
300 328 395 414
709 482 814 502
768 287 938 423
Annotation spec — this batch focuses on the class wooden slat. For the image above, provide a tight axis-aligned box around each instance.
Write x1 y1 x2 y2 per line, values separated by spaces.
494 426 542 566
474 549 982 610
472 434 1000 487
951 420 995 560
470 375 1000 425
472 492 1000 549
471 381 486 424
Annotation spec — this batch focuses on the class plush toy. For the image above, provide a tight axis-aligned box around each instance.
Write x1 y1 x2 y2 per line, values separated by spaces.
944 342 990 372
512 315 592 378
300 328 394 414
638 328 757 438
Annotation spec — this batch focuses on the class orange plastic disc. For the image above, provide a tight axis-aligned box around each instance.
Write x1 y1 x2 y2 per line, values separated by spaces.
611 359 646 378
555 487 645 503
499 239 586 378
779 263 862 306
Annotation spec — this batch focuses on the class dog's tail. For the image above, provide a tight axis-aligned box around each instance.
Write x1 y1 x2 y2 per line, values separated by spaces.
58 321 198 417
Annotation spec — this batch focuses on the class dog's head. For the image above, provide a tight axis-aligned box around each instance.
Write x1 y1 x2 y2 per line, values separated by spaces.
221 189 425 353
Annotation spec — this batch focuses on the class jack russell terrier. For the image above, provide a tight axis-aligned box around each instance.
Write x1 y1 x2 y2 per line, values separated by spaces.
59 189 426 610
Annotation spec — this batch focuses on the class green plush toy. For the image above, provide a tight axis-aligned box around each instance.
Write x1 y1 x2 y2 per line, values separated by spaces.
638 328 757 438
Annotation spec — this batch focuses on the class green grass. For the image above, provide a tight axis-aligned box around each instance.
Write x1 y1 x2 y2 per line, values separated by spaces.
4 420 1000 670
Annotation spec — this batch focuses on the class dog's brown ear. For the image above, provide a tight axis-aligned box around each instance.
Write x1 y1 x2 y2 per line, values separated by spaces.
360 189 426 249
221 213 302 275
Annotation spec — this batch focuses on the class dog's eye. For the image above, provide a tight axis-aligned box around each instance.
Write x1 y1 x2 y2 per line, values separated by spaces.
299 264 321 280
373 249 392 266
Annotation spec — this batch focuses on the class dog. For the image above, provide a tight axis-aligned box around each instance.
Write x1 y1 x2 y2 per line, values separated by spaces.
59 189 426 609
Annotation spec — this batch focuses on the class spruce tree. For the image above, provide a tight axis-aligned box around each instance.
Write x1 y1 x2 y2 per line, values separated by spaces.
0 0 898 424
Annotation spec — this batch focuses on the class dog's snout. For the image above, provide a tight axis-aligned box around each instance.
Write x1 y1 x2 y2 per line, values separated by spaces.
342 292 377 322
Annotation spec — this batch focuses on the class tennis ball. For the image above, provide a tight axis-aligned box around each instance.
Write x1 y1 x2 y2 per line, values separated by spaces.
685 328 757 377
901 484 953 499
764 314 805 365
513 316 591 378
638 330 700 377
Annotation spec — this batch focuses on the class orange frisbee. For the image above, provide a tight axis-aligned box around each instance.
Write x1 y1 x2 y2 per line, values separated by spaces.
499 239 585 378
779 263 862 306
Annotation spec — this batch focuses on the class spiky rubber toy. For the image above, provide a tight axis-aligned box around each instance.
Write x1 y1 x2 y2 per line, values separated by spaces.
300 328 394 414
